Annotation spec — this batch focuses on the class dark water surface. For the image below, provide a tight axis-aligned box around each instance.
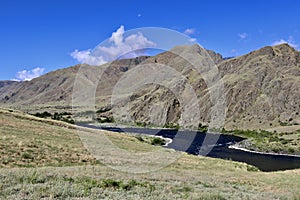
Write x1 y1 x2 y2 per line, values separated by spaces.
80 124 300 172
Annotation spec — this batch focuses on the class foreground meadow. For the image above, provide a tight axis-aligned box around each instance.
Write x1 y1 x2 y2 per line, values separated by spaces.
0 108 299 199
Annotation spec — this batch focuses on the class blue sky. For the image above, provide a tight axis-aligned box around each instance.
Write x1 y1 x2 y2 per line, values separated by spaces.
0 0 299 81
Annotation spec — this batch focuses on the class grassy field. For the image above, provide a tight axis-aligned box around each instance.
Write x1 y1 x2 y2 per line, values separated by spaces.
0 108 299 199
221 129 300 155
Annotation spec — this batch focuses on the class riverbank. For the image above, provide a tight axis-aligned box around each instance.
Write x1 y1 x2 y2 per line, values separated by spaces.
221 129 300 157
229 142 300 158
79 123 300 171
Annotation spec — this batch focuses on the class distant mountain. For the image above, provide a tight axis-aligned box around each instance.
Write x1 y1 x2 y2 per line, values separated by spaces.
1 44 299 130
0 80 23 102
0 56 149 110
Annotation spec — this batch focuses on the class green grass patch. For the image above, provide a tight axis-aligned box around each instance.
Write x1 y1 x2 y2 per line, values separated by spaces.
222 128 300 155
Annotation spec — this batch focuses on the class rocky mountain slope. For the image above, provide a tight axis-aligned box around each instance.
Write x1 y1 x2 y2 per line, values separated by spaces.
220 44 300 129
0 57 149 111
0 81 23 102
0 44 299 130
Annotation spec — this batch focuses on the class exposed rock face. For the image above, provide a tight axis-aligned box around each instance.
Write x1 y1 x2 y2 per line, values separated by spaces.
0 44 299 130
0 81 23 103
219 44 300 129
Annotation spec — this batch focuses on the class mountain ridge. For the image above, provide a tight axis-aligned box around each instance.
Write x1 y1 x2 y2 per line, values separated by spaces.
1 43 299 130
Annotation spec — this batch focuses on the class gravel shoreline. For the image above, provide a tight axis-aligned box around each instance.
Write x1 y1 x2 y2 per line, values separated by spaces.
228 143 300 158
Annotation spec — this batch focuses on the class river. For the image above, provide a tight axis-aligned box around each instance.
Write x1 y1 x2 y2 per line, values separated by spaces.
80 124 300 172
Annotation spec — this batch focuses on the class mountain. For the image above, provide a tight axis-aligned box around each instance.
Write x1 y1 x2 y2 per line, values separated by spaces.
106 43 300 130
0 81 23 102
0 56 149 112
219 44 300 129
0 44 299 130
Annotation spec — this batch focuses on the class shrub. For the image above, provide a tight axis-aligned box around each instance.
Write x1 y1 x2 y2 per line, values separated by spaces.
62 118 75 124
22 152 33 159
151 137 166 146
198 123 208 133
136 121 147 127
101 179 122 188
97 116 115 123
34 111 52 118
163 123 180 129
279 120 290 126
135 135 144 142
288 148 295 153
121 180 139 190
246 165 259 172
272 146 282 153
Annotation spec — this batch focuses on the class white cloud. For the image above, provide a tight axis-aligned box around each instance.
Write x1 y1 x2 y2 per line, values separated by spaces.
71 25 156 65
238 33 248 39
109 25 125 46
184 28 196 35
189 38 197 42
272 36 298 49
137 13 142 17
14 67 45 81
70 49 106 66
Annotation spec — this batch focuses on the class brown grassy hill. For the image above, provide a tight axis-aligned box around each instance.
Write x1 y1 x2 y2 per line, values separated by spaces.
0 80 23 102
220 44 300 129
0 44 299 130
106 43 300 130
0 57 148 112
0 66 80 109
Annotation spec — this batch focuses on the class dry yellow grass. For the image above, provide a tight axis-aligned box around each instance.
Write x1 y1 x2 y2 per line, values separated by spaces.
267 125 300 133
0 108 299 199
0 108 96 167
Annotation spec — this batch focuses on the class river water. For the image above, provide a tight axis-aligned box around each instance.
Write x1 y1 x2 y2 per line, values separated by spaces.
80 124 300 172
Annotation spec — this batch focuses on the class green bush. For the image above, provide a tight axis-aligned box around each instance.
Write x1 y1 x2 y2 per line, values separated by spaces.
135 121 147 127
34 111 52 118
101 179 122 188
33 112 75 124
198 123 208 133
288 147 295 153
163 123 180 129
151 137 166 146
246 165 259 172
279 120 291 126
22 152 33 159
97 116 115 123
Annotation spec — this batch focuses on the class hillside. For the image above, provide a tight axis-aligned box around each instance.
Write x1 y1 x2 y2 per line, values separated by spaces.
0 44 299 130
220 44 300 129
0 108 95 167
0 108 299 199
0 80 23 102
105 43 300 130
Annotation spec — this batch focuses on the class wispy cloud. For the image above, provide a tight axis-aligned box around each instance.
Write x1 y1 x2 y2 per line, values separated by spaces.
70 49 106 65
231 49 238 54
189 38 197 42
272 36 298 49
14 67 45 81
71 25 156 65
184 28 196 35
238 32 248 39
